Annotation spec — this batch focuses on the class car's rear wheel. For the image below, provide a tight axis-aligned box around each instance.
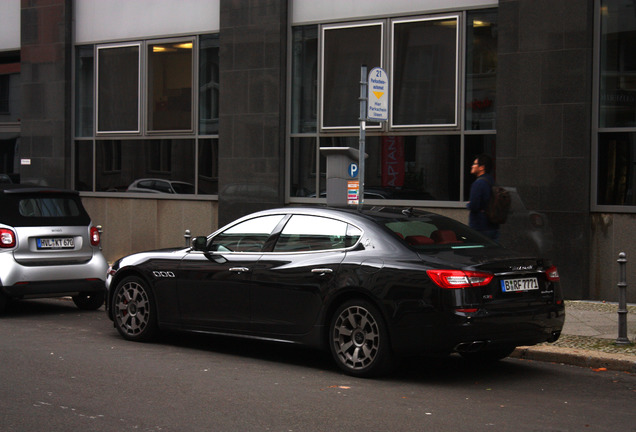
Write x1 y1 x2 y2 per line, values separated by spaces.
459 345 516 363
112 276 158 341
72 292 105 310
329 300 392 377
0 293 7 314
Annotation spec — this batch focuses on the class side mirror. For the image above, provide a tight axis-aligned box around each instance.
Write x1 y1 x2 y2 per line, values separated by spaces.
192 236 208 251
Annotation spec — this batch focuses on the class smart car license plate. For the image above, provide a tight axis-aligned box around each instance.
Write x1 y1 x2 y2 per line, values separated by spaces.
501 277 539 292
37 237 75 250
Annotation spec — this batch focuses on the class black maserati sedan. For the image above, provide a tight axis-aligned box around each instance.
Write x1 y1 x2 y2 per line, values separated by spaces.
106 206 564 377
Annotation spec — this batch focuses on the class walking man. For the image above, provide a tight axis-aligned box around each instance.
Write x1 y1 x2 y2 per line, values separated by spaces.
467 154 499 241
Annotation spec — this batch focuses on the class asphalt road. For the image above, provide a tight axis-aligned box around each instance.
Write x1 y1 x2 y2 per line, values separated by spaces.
1 298 634 432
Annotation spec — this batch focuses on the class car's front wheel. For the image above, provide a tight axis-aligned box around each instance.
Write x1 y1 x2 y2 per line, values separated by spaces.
329 300 392 377
72 292 105 310
112 276 158 342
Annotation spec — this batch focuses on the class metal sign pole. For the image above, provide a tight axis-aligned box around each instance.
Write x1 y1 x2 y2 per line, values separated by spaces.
358 65 367 211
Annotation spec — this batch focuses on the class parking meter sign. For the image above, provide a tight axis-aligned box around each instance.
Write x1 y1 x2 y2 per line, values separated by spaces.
348 163 359 178
367 67 388 121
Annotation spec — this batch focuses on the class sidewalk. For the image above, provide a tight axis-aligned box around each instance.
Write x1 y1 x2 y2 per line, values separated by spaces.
511 301 636 373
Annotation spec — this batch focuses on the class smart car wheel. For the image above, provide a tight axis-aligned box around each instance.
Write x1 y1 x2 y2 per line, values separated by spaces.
112 276 158 341
72 292 105 310
329 300 392 377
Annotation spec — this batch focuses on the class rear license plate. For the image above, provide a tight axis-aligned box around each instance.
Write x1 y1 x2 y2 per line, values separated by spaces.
501 277 539 292
37 237 75 250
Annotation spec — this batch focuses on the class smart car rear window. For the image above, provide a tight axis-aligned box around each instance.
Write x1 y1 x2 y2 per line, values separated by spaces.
19 197 81 217
0 194 91 227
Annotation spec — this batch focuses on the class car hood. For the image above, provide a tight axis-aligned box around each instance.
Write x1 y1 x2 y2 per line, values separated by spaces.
113 247 188 268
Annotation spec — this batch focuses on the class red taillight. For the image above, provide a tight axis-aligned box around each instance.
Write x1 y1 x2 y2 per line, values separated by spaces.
0 228 16 248
90 226 100 246
427 269 494 289
546 265 560 282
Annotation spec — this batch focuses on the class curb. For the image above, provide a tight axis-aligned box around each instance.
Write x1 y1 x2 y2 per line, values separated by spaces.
512 345 636 373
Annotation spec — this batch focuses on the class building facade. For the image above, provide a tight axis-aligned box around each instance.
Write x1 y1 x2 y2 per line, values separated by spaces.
0 0 635 301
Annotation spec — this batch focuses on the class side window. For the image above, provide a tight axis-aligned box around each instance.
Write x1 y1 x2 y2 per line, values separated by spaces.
273 215 360 252
210 215 284 252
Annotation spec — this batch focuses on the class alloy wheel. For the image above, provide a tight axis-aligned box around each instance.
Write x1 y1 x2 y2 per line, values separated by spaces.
113 278 154 340
332 304 381 372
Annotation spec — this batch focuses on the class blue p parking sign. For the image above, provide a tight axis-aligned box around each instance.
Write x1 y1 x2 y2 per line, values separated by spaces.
348 163 359 178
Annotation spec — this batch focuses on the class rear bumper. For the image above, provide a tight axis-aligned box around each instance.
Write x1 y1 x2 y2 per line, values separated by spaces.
0 251 108 299
391 304 566 356
2 278 106 299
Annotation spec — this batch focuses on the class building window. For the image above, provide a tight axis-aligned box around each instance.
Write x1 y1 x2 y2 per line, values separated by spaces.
465 10 497 131
321 22 383 130
197 138 218 194
596 0 636 207
147 40 194 132
290 137 318 197
290 9 497 205
96 44 140 134
0 75 9 114
365 135 460 200
199 34 219 135
391 15 459 128
75 46 94 137
597 133 636 206
75 35 218 195
599 1 636 128
93 139 195 193
74 141 93 192
0 55 21 121
291 26 318 134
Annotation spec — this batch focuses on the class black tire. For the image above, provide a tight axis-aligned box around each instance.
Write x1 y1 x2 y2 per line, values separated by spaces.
111 276 158 342
329 300 393 377
72 292 105 310
0 293 7 314
459 345 516 363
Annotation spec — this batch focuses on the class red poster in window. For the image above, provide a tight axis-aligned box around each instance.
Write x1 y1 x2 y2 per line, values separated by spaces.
382 136 405 187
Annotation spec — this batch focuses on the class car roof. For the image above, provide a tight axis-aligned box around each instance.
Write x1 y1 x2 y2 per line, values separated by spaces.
0 184 80 195
232 206 437 226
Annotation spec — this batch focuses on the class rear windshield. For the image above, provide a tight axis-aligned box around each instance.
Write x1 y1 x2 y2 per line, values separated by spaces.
382 215 497 249
1 194 90 227
19 197 82 217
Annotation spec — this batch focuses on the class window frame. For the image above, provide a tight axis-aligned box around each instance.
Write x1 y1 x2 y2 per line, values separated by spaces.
96 43 142 135
146 37 196 135
73 33 219 197
320 21 385 132
591 0 636 212
389 14 461 130
289 9 496 208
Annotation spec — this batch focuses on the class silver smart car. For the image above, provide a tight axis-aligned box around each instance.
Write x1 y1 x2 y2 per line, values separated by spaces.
0 185 108 312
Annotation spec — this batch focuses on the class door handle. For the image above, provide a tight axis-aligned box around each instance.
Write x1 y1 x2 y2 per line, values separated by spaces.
229 267 250 273
311 268 333 276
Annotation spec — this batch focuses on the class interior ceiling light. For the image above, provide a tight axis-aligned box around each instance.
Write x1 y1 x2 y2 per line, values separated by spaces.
473 20 490 27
